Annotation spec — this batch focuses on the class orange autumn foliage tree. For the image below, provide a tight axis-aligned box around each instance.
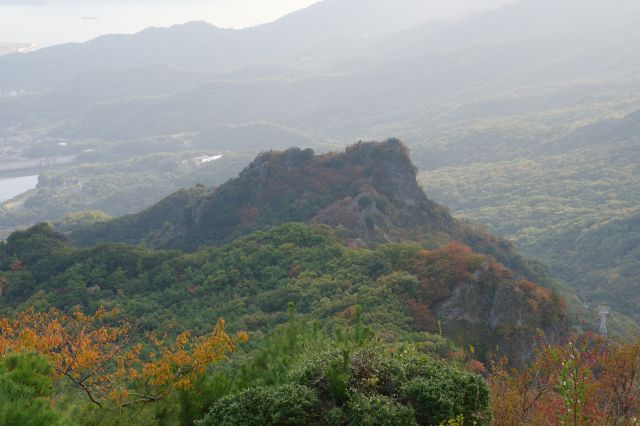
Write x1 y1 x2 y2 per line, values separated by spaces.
489 334 640 426
597 340 640 425
0 307 247 408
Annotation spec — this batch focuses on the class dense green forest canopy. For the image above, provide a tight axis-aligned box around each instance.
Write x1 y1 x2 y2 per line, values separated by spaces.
0 212 563 424
0 222 565 363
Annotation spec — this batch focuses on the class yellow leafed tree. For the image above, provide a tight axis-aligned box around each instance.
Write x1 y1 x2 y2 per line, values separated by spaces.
0 307 247 408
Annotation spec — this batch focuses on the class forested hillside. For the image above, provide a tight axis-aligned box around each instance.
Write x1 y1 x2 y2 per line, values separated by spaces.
0 140 570 425
0 221 565 363
3 147 640 424
421 105 640 321
0 200 566 423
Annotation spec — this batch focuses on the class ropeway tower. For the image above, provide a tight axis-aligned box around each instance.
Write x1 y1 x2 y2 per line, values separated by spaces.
599 306 610 337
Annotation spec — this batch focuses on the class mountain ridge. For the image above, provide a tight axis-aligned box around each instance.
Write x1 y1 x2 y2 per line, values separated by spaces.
69 139 541 282
0 0 513 92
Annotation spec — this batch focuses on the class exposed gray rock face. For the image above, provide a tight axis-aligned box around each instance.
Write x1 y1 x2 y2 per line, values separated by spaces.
436 281 526 329
433 271 565 364
436 282 525 330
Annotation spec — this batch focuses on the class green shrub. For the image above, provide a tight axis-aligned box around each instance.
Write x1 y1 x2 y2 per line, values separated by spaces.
197 384 319 426
0 352 60 426
288 348 491 426
395 359 492 425
346 393 417 426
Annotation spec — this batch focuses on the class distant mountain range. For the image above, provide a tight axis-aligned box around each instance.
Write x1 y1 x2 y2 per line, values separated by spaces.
0 0 510 92
3 0 640 141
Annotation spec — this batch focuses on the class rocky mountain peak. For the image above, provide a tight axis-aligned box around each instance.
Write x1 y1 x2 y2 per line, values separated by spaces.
69 139 537 283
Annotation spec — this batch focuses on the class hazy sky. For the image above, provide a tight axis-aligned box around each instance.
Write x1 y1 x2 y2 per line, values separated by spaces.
0 0 514 47
0 0 319 46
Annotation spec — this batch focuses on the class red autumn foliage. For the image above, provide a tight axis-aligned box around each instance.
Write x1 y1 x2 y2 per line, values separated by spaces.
10 259 24 272
489 334 640 425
